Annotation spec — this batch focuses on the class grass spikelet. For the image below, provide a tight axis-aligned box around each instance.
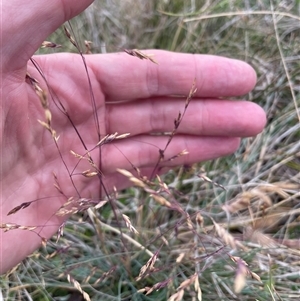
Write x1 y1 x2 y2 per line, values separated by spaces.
150 194 172 208
63 25 77 47
165 149 189 162
177 273 197 291
84 40 92 54
0 223 37 232
56 222 65 243
55 197 97 216
67 274 91 301
93 266 117 285
186 213 193 230
136 250 159 281
81 169 98 177
7 202 31 215
122 214 139 234
212 219 246 250
143 278 172 295
168 289 184 301
194 276 202 301
195 212 204 229
229 255 262 293
176 253 185 263
41 41 61 48
168 274 198 301
124 49 158 64
197 173 226 191
232 256 248 293
117 168 146 188
96 132 130 147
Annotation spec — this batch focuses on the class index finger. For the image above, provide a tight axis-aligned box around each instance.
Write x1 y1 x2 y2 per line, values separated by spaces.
88 50 257 101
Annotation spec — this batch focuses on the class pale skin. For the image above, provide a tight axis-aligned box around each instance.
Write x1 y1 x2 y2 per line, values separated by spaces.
0 0 266 274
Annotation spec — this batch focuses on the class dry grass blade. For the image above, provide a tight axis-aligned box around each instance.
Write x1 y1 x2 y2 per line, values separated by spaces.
243 226 278 248
222 188 273 214
183 10 300 23
270 3 300 123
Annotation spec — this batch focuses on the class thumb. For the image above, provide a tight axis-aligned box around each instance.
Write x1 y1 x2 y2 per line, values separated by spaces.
1 0 93 72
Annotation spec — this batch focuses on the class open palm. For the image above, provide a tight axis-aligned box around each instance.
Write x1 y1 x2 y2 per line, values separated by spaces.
0 0 266 273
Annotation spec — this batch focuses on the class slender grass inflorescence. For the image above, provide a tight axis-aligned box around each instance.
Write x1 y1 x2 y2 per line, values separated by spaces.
2 1 300 300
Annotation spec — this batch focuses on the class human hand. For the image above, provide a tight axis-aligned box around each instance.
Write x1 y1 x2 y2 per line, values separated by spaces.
0 0 266 274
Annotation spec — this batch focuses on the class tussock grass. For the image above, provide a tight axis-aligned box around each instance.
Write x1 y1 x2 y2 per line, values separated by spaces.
1 0 300 300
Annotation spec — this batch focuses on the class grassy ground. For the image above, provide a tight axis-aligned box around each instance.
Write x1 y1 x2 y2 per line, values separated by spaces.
1 0 300 300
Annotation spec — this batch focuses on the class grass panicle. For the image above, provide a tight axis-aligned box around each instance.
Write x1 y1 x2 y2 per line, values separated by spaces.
1 1 299 300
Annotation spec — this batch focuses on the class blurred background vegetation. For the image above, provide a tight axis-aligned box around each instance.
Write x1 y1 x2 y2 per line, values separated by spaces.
1 0 300 300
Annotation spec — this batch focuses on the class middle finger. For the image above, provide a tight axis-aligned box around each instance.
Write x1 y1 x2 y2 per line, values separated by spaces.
106 98 265 137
